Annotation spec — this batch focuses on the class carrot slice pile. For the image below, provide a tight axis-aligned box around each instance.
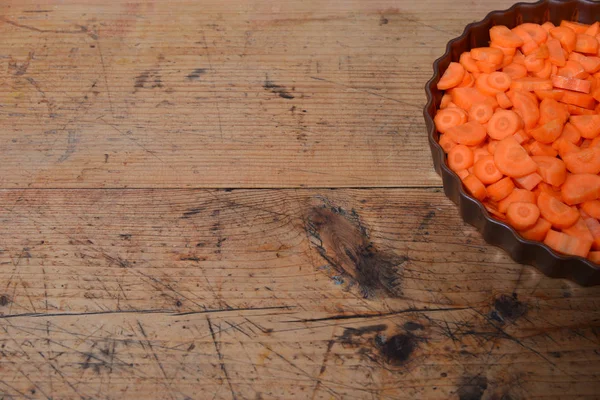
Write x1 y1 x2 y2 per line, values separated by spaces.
435 19 600 263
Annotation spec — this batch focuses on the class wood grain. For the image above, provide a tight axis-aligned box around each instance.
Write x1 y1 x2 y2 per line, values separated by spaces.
0 0 515 188
1 189 599 399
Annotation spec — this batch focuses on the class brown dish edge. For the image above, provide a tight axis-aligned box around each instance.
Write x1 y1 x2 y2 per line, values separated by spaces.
424 0 600 286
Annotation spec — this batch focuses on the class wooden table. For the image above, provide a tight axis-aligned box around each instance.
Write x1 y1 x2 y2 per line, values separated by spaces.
1 1 599 399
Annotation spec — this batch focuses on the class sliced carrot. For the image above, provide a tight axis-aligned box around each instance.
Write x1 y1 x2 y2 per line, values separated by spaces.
554 137 582 158
532 155 567 187
463 174 487 201
460 52 480 73
542 21 556 34
519 217 552 241
585 21 600 37
581 200 600 219
450 87 490 111
575 34 599 55
484 201 507 219
544 229 592 257
476 60 501 74
559 122 583 143
568 52 600 73
521 23 548 45
494 136 538 178
534 89 564 101
514 172 543 191
446 121 487 146
448 144 474 172
511 77 553 91
537 192 580 228
558 60 589 79
592 135 600 148
563 217 594 242
560 20 590 35
487 139 499 155
457 71 475 88
487 109 522 140
524 53 546 72
535 181 564 202
558 90 597 109
552 75 592 93
529 119 564 144
534 60 553 79
475 73 501 96
589 251 600 263
581 138 593 149
561 173 600 205
496 91 513 109
563 147 600 174
513 129 530 145
487 71 512 92
506 201 540 230
491 42 517 58
498 188 536 213
487 177 515 201
547 38 567 66
566 103 598 115
583 216 600 250
539 98 570 125
512 91 540 129
550 26 578 53
502 63 528 80
569 114 600 138
529 141 558 157
490 25 524 48
468 102 494 124
434 107 468 134
513 50 526 65
440 93 453 109
513 25 539 55
471 47 504 65
473 147 491 163
456 169 470 180
473 155 503 184
438 62 466 90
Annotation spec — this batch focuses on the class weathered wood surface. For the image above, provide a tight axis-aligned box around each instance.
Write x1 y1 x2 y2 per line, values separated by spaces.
0 0 513 188
2 1 600 399
1 189 600 399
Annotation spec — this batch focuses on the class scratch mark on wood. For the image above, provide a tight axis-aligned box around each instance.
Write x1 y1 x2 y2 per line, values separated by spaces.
207 316 237 400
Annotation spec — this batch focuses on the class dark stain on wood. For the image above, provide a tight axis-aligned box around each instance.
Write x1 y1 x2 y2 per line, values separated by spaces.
182 208 203 218
134 69 163 90
119 234 132 240
403 321 424 331
264 74 295 99
0 295 10 307
493 294 527 323
456 375 488 400
379 15 389 25
186 68 207 80
379 333 416 365
338 324 387 344
306 202 406 298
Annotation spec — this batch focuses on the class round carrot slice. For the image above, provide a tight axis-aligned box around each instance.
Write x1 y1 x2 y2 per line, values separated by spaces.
434 108 468 134
471 47 504 64
502 63 528 80
448 144 474 172
437 62 466 90
529 119 564 144
459 52 480 73
493 136 538 178
473 155 503 184
468 102 494 124
446 121 487 146
562 147 600 174
537 192 579 228
550 27 577 53
487 110 522 140
507 202 541 230
490 25 524 48
488 72 512 91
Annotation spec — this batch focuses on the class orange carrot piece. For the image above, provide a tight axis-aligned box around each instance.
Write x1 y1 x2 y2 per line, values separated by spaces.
542 22 556 33
521 23 548 45
563 217 594 242
529 119 565 144
535 182 564 202
502 63 528 80
484 201 507 219
475 73 501 96
487 71 512 92
506 202 540 230
490 25 525 48
575 34 599 55
544 229 592 257
558 90 597 109
534 60 553 79
434 108 468 134
514 172 543 191
438 62 466 90
582 216 600 250
440 94 453 109
463 174 487 201
524 53 546 72
473 147 491 163
460 52 480 73
512 91 540 129
552 75 592 93
439 134 457 153
568 52 600 73
569 114 600 138
468 102 494 124
529 141 558 157
487 177 515 202
456 169 470 180
547 38 567 66
566 104 598 115
539 98 570 125
446 121 487 146
537 192 580 228
534 89 564 101
550 26 577 53
561 20 590 34
558 60 589 79
559 122 583 143
511 77 553 91
532 155 567 187
561 173 600 205
585 22 600 37
487 109 522 140
496 91 513 109
581 200 600 219
457 71 475 88
519 217 552 241
493 136 538 178
513 129 530 145
491 42 517 58
476 60 501 73
450 87 490 111
589 251 600 263
513 25 539 55
498 188 536 213
563 147 600 174
471 47 504 65
554 138 582 158
473 155 503 184
448 144 475 172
